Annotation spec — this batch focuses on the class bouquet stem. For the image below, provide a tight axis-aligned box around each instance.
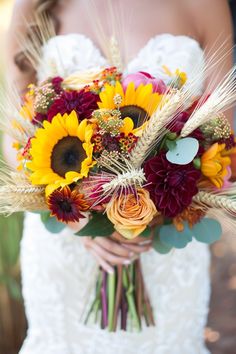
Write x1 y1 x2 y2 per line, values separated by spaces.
85 259 155 331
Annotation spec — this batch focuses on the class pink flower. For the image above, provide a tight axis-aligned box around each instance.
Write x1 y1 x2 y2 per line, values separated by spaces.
122 72 167 94
222 166 232 189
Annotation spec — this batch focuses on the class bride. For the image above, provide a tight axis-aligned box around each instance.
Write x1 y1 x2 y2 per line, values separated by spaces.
5 0 233 353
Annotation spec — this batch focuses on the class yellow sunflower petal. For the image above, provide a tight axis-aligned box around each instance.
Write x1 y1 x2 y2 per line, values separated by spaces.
77 119 88 141
120 117 134 135
45 181 63 197
65 110 79 136
124 82 136 105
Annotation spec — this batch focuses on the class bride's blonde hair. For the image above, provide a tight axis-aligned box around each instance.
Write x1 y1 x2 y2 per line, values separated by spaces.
14 0 60 73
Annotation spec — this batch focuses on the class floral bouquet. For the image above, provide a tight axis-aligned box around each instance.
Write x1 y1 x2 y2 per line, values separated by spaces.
1 61 236 332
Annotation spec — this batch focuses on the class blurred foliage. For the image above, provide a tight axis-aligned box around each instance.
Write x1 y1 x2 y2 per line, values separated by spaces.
0 213 23 300
0 133 24 300
0 63 24 300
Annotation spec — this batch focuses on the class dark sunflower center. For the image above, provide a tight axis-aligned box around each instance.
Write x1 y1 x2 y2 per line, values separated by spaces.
120 105 149 128
59 200 72 213
51 136 86 177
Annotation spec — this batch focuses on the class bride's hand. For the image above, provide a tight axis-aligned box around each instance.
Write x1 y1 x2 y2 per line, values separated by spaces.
68 220 152 274
81 235 152 274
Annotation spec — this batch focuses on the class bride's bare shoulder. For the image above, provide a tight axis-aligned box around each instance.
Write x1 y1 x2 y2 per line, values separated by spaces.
185 0 232 44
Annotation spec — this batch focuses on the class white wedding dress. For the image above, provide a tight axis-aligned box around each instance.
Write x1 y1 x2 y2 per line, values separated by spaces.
19 34 210 354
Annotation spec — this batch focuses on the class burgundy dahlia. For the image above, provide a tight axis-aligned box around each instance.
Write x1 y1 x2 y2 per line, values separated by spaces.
32 112 48 125
144 153 201 217
47 90 99 122
219 134 236 150
169 111 203 141
51 76 63 94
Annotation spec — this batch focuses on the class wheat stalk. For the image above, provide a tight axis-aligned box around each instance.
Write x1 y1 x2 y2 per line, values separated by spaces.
0 186 47 214
193 191 236 216
0 171 47 214
0 87 36 144
109 36 123 72
129 91 182 168
181 66 236 137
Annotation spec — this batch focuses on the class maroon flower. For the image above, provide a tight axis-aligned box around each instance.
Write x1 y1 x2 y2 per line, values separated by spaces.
219 134 236 150
47 186 89 223
144 153 201 217
51 76 63 94
32 112 48 125
47 90 99 122
169 111 203 141
102 133 120 152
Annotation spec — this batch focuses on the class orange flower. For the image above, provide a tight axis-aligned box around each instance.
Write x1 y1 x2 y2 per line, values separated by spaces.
20 93 34 121
106 189 157 239
201 143 231 188
173 206 205 232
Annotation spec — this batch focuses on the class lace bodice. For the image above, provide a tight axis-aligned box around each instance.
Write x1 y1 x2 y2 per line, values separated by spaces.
20 33 210 354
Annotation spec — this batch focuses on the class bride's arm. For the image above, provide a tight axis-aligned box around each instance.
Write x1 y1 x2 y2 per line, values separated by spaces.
190 0 236 175
3 0 36 168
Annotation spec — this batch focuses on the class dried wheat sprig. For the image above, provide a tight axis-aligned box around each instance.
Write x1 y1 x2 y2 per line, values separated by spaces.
17 13 56 72
181 66 236 137
0 169 47 214
193 191 236 216
109 36 123 72
0 185 47 214
62 67 106 90
129 91 182 168
0 87 36 144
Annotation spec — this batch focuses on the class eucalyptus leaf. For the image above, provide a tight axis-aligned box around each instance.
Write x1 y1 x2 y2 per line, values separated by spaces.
192 218 222 244
140 226 151 238
40 212 66 234
166 139 177 151
75 212 114 237
153 227 172 254
159 223 193 249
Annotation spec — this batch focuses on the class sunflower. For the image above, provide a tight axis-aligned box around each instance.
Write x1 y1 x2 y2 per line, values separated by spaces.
27 111 96 196
98 81 162 130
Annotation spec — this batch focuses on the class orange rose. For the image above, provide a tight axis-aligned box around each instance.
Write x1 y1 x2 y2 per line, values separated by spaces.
106 189 158 239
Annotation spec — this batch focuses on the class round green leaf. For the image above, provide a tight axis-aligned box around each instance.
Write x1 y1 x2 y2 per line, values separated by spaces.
159 223 193 249
192 218 222 244
40 212 66 234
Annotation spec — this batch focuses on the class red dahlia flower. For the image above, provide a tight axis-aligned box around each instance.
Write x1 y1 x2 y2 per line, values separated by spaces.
144 153 201 217
47 90 99 122
168 111 203 141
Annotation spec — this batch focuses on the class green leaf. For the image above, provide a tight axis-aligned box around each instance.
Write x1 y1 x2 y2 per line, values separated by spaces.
166 139 177 151
40 211 50 223
153 227 172 254
140 226 151 238
193 157 201 169
75 212 114 237
40 212 66 234
159 223 193 249
192 218 222 244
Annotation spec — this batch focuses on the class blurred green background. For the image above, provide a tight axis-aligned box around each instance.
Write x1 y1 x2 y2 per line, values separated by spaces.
0 1 26 353
0 1 236 354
